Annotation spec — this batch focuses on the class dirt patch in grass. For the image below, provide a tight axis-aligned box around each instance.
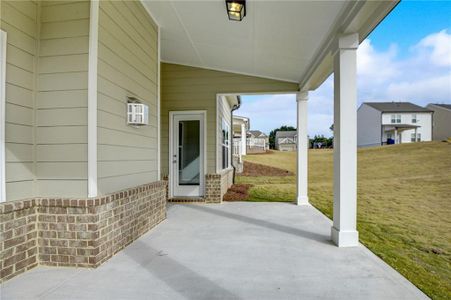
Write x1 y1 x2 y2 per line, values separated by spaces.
241 161 293 177
223 184 252 201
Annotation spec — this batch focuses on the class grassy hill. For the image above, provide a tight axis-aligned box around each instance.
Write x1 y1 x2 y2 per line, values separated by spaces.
237 141 451 299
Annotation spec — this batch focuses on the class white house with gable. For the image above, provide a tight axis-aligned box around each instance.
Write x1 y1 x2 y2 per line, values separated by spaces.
357 102 433 147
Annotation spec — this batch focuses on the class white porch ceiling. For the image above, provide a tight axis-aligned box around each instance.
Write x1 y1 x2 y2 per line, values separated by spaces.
143 1 398 86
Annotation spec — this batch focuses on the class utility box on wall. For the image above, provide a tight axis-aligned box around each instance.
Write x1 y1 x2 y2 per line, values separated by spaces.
127 102 149 126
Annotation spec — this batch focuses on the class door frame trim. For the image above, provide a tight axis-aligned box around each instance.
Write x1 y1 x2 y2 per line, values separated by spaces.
168 110 207 198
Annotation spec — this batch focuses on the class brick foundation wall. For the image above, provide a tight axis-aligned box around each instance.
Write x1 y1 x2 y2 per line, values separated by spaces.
204 169 234 204
0 181 167 282
205 174 222 203
0 201 38 281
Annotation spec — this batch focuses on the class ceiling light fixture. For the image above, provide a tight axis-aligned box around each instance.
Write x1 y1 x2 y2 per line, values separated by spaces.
225 0 246 21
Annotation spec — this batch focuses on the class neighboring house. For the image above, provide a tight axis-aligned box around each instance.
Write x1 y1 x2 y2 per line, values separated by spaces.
247 130 268 153
426 104 451 141
276 131 298 151
357 102 433 147
0 0 399 281
232 115 250 157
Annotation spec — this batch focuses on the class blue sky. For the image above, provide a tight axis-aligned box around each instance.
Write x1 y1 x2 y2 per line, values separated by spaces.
237 1 451 136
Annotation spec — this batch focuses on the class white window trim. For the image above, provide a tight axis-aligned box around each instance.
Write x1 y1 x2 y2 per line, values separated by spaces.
0 30 7 202
221 118 231 170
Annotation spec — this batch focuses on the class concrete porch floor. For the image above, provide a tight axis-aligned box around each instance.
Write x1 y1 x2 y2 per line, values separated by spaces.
1 202 427 300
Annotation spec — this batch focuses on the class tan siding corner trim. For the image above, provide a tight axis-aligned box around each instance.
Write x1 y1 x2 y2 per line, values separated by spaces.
0 30 7 201
88 0 99 197
157 26 161 180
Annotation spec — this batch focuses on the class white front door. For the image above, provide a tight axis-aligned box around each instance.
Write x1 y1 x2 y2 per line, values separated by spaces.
170 112 205 197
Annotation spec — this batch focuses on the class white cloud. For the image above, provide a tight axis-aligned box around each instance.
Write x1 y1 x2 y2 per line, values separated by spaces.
237 30 451 137
357 29 451 103
237 94 297 134
357 40 399 82
416 29 451 67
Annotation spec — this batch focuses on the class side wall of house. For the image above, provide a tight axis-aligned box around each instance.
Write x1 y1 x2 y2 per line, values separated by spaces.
161 63 299 176
428 105 451 141
357 104 381 147
36 1 90 197
216 95 233 173
1 1 39 201
97 0 159 194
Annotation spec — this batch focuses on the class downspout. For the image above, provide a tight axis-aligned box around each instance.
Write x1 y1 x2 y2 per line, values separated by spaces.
230 96 241 184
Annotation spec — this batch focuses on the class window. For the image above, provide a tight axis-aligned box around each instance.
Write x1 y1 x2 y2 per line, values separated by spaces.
387 133 392 139
390 114 401 123
417 133 421 142
411 133 416 142
221 119 230 169
411 114 417 123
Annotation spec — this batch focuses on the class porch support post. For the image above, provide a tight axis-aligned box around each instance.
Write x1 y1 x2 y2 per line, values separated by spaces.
241 123 247 155
394 128 398 144
414 127 418 142
331 33 359 247
296 91 309 205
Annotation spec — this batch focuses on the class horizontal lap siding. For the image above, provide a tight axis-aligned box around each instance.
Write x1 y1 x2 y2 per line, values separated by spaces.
161 63 299 175
36 1 89 197
97 0 158 194
1 1 38 200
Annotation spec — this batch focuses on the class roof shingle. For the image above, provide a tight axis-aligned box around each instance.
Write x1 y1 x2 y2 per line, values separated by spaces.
364 102 432 113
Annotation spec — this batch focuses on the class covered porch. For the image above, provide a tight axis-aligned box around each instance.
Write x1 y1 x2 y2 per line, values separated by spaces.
1 202 427 299
383 124 421 144
150 0 401 247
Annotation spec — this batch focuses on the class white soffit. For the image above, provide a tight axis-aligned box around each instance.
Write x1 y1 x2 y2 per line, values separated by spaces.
143 0 397 85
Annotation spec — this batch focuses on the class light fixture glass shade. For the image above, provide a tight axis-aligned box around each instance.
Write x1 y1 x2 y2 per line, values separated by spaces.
226 0 246 21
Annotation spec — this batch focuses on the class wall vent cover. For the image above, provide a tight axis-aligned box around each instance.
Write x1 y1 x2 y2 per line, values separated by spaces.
127 103 149 125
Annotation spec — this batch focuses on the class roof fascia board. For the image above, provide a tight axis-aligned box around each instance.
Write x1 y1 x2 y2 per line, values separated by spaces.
299 0 400 91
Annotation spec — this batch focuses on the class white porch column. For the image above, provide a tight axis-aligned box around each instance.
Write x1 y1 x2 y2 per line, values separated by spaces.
394 128 398 144
331 33 359 247
241 123 247 155
414 127 418 142
296 91 309 205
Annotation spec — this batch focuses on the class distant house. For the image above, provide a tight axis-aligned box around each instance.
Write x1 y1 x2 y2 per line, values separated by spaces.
232 115 250 156
357 102 433 147
275 131 297 151
426 104 451 141
247 130 268 153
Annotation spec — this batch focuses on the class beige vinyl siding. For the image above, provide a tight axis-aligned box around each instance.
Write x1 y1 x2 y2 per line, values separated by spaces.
36 1 89 197
97 0 158 194
1 0 38 200
161 63 299 175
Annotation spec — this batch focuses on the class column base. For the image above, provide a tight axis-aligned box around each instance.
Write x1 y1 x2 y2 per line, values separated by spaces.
331 227 359 247
296 195 309 206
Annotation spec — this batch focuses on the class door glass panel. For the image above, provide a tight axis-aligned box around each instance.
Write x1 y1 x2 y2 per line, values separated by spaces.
178 120 200 186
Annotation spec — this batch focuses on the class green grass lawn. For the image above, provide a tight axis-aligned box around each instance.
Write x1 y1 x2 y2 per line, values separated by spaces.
237 141 451 300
